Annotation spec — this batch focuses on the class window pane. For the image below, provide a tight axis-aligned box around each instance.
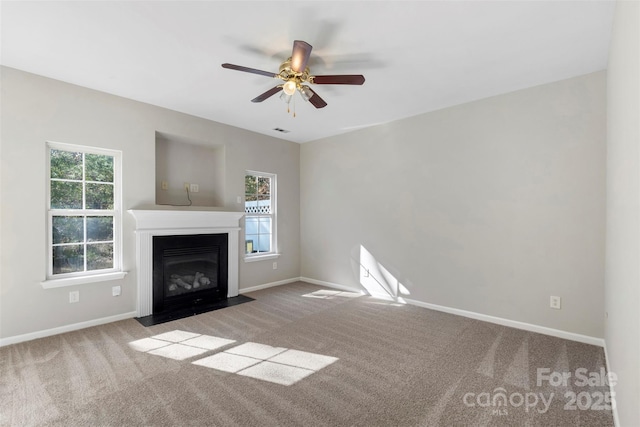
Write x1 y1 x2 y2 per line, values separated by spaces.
85 154 114 183
245 175 257 195
52 216 83 244
53 245 84 274
258 177 270 195
86 183 114 209
245 217 259 234
259 217 271 234
50 181 82 209
245 173 274 256
245 235 258 253
257 196 271 214
87 243 113 270
257 234 271 253
50 149 82 180
245 199 259 213
87 216 113 242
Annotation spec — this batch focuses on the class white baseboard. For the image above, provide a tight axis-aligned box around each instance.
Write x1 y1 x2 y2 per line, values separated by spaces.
1 279 606 353
402 297 604 347
240 277 301 294
1 277 302 347
602 341 620 427
297 276 604 347
0 311 136 348
299 276 364 293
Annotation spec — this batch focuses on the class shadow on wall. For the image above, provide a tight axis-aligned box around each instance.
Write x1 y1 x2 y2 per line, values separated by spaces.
351 245 411 303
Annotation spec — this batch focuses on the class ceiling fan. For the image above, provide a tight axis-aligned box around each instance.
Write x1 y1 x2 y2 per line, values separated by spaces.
222 40 365 110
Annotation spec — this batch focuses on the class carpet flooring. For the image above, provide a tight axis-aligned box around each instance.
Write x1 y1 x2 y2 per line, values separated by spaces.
0 281 614 426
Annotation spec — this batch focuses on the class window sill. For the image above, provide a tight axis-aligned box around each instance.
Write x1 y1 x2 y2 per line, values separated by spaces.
244 253 280 263
41 271 128 289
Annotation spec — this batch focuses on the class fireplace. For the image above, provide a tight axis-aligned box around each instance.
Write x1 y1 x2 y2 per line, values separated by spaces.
128 209 244 318
153 233 228 314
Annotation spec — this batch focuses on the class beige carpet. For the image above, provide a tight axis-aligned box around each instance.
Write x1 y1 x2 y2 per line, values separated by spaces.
0 282 614 426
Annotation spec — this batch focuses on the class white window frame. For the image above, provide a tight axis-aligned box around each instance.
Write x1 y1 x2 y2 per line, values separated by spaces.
244 170 279 262
42 141 126 288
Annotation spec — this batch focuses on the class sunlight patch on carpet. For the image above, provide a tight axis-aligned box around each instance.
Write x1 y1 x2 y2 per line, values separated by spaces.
128 337 172 352
129 330 236 360
269 349 338 371
148 343 209 360
225 342 287 359
129 331 339 385
237 361 315 386
151 330 200 342
301 289 363 299
182 335 236 350
193 352 262 373
193 343 339 386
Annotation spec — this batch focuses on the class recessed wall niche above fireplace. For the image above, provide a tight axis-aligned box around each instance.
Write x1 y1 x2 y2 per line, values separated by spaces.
129 210 245 320
155 132 225 208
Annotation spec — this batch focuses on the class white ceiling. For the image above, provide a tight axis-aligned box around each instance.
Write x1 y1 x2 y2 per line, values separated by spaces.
1 1 615 143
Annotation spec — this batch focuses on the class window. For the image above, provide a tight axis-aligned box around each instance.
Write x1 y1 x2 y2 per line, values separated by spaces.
244 171 276 259
47 142 122 282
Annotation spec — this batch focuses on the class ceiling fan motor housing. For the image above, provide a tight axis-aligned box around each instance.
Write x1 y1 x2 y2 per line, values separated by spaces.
278 58 311 89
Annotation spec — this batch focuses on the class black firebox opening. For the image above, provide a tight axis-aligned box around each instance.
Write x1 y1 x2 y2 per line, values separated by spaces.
152 233 228 314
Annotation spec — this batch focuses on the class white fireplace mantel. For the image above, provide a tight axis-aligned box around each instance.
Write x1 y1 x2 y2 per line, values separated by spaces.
128 209 244 317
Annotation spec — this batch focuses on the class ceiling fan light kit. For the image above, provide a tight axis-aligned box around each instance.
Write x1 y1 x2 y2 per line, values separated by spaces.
300 86 313 102
282 79 297 96
222 40 365 114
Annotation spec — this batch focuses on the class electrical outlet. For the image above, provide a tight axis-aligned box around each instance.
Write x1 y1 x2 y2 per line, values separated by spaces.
161 181 168 190
190 183 199 193
112 286 121 297
550 296 561 310
69 291 79 303
272 262 277 270
237 195 242 204
184 183 190 191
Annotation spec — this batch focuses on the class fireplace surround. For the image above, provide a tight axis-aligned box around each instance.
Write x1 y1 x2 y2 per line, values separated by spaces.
152 233 228 314
129 210 244 317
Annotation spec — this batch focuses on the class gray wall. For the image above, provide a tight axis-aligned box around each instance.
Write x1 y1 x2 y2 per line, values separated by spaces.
155 132 226 207
301 71 606 338
0 66 300 340
605 1 640 425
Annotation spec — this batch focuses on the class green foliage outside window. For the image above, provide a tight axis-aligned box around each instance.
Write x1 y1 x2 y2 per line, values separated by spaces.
50 148 116 275
244 174 270 201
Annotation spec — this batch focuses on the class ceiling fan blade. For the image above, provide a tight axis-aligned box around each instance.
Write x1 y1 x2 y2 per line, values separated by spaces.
251 86 282 103
222 63 277 78
290 40 312 73
311 75 365 85
305 87 327 109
